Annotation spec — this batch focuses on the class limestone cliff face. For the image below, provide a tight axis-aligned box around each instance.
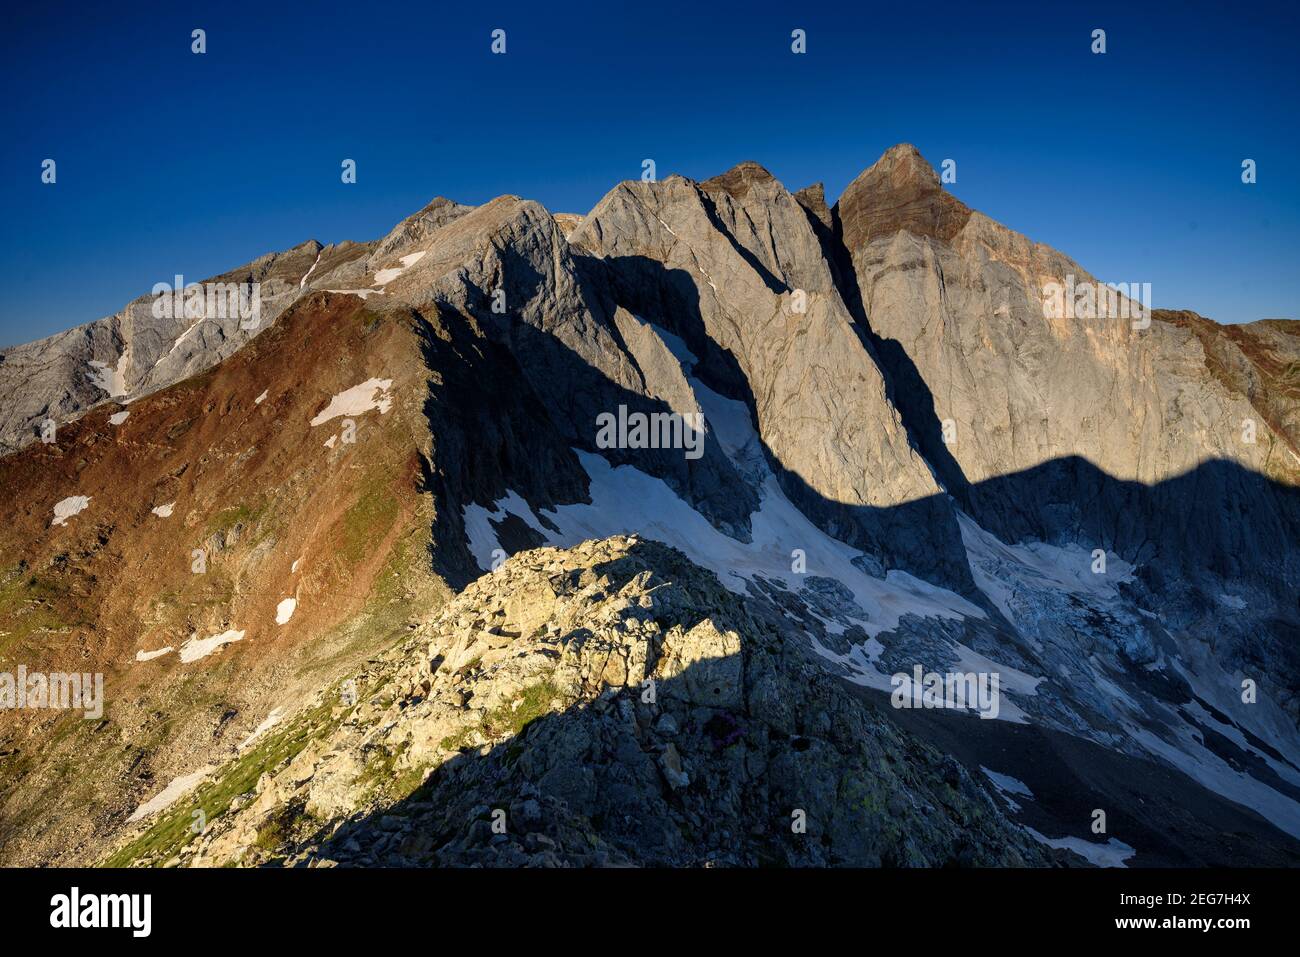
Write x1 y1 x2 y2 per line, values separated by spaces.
837 144 1300 586
570 164 969 584
364 193 760 541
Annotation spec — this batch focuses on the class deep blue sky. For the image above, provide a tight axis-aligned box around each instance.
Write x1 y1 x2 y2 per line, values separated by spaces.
2 0 1296 347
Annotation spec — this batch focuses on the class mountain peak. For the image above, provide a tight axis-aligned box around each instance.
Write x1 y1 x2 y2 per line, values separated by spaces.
834 144 970 249
794 182 832 229
701 160 779 200
872 142 940 185
374 195 474 258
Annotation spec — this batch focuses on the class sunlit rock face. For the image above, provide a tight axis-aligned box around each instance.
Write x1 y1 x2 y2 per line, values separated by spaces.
837 146 1300 576
4 146 1300 869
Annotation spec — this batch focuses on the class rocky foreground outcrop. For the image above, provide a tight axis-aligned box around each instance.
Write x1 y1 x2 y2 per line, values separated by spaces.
114 537 1052 868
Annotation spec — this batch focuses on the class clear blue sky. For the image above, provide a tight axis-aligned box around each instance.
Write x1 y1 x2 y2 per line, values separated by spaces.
2 0 1296 347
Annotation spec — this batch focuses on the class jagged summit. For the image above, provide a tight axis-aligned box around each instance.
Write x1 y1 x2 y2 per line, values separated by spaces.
834 143 972 249
871 142 940 182
700 160 780 200
793 182 832 229
374 195 474 258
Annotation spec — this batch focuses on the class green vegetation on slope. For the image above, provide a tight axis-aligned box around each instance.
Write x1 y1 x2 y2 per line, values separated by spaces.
102 695 341 868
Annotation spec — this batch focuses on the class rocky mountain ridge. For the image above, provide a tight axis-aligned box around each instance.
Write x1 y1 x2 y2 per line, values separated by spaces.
3 145 1298 868
116 537 1055 868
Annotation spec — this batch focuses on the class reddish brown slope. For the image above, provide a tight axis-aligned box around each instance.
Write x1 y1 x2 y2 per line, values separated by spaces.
0 292 448 864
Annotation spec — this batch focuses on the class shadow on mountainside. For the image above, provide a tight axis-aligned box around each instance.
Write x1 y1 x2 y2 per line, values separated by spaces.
325 252 1300 867
574 250 1300 738
274 539 1300 868
569 251 979 592
16 283 1291 869
871 689 1300 867
287 540 1062 868
566 253 1300 597
404 246 1300 691
824 200 973 504
410 287 761 591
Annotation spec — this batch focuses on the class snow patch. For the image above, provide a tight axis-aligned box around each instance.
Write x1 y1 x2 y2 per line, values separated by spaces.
275 598 297 625
150 320 206 374
981 766 1034 812
958 511 1134 629
88 354 129 397
179 629 246 663
942 642 1042 723
300 251 322 288
466 454 981 642
1024 827 1135 868
254 389 269 405
463 491 551 570
51 496 90 527
1132 650 1300 838
127 767 215 822
373 251 427 286
135 646 173 662
151 502 175 518
238 707 285 750
646 322 698 369
1125 714 1300 839
108 410 130 426
325 288 383 299
310 378 394 426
